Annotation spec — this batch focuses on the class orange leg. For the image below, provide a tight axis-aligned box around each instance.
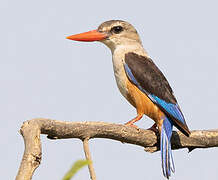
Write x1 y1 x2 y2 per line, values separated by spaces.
125 114 143 128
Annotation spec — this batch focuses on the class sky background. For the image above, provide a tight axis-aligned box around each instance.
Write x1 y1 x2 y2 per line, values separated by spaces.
2 0 218 179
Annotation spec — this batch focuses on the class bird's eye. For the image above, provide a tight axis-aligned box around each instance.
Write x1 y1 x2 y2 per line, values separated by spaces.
111 26 123 34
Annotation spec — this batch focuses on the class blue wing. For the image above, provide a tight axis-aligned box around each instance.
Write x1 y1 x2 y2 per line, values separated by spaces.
149 95 185 125
124 53 190 136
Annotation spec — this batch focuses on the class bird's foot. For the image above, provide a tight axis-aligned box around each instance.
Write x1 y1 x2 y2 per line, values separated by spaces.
125 122 139 129
147 123 158 133
124 114 143 130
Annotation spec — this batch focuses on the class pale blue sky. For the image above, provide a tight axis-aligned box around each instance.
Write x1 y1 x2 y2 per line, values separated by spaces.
1 0 218 179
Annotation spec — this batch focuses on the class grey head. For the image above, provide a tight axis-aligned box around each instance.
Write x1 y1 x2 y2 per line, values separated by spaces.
97 20 142 51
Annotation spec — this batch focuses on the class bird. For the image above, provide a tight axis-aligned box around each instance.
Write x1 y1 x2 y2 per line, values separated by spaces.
66 20 190 179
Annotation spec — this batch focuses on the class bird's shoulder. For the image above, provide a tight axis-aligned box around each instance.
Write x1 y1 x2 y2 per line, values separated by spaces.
124 52 177 104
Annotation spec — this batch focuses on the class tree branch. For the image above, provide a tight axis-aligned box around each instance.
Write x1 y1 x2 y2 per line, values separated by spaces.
16 118 218 180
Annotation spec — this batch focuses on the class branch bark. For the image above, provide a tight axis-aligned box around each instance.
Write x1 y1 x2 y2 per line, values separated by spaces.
16 118 218 180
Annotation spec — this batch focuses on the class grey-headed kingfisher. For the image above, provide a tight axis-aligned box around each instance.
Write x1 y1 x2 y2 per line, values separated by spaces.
66 20 190 179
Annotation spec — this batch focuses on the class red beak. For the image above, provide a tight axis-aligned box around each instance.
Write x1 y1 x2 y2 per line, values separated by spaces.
66 29 107 42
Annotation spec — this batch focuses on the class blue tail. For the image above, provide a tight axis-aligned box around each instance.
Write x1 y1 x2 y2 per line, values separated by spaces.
161 116 175 179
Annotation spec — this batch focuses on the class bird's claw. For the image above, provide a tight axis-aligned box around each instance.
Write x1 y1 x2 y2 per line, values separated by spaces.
125 122 140 130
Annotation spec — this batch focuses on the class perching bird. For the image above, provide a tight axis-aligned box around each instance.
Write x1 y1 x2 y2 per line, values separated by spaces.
66 20 190 179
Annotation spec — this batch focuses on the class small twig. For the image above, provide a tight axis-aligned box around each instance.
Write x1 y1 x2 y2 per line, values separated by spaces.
83 138 97 180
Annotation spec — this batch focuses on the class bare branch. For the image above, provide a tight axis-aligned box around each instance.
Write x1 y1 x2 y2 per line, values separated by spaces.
83 138 96 180
16 121 41 180
16 118 218 180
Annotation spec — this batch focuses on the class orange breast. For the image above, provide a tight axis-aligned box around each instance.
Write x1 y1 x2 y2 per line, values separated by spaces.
126 79 164 123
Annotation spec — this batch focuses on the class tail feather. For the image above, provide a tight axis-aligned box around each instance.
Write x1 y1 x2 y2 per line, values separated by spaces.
161 117 175 179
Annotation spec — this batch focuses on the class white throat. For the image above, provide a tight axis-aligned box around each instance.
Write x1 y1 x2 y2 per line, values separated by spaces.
107 43 149 99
